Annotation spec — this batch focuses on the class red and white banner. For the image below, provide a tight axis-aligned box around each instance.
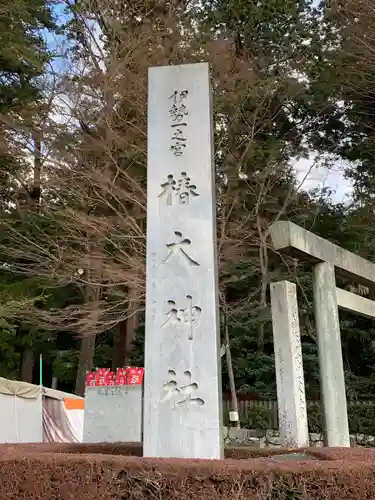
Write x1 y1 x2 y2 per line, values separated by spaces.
85 367 144 387
128 367 144 385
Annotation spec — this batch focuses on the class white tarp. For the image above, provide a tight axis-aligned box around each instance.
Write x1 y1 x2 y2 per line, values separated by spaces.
66 406 84 442
43 398 79 443
0 392 43 443
0 377 42 398
0 377 84 443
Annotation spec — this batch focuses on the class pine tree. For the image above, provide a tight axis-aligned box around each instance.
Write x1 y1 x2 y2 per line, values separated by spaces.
0 0 55 382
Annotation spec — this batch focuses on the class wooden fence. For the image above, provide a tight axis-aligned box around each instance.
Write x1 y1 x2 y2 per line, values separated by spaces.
222 398 375 429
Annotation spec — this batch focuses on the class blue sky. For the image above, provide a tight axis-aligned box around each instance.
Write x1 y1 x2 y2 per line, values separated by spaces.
42 2 72 75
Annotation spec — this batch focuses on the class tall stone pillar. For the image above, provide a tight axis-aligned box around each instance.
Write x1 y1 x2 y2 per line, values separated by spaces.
270 281 309 448
313 262 350 447
144 63 222 459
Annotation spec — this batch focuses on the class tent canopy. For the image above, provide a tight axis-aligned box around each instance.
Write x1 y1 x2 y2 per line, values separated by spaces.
0 377 83 400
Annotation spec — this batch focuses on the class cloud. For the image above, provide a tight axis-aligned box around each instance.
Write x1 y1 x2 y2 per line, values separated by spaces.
293 155 353 204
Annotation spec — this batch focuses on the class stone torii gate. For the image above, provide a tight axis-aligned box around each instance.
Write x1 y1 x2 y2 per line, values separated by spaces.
269 221 375 448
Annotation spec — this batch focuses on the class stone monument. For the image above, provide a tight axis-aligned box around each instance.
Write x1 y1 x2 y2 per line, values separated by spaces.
83 385 142 443
143 63 223 459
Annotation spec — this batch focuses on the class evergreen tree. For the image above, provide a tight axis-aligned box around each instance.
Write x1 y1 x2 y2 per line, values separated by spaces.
0 0 56 382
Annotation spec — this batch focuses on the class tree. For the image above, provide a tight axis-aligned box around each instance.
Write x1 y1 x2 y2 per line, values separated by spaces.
0 0 54 108
0 0 329 393
0 0 57 382
291 1 375 204
4 0 375 401
0 0 55 210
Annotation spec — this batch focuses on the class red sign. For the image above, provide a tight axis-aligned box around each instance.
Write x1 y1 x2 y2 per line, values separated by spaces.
127 367 144 385
108 372 116 386
85 367 144 387
115 367 127 386
85 372 96 386
96 372 109 386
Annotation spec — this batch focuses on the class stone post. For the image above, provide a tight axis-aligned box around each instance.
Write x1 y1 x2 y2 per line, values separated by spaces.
83 385 142 443
270 281 309 448
312 262 350 447
143 63 222 459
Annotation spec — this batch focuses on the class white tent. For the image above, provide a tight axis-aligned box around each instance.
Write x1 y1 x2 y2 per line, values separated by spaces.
0 377 84 443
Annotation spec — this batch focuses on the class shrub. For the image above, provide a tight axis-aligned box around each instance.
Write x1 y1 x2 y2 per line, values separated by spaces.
307 403 323 434
241 405 269 431
1 446 375 500
347 404 375 435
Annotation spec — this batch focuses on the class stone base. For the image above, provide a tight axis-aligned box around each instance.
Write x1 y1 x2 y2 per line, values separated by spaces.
223 427 375 448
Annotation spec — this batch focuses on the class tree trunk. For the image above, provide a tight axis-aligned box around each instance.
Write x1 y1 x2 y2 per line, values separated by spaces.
75 275 99 395
21 348 34 383
124 285 139 364
257 216 269 352
31 130 41 209
21 128 42 383
112 320 127 370
75 229 101 396
75 334 96 396
223 308 240 429
19 131 42 384
112 286 140 369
